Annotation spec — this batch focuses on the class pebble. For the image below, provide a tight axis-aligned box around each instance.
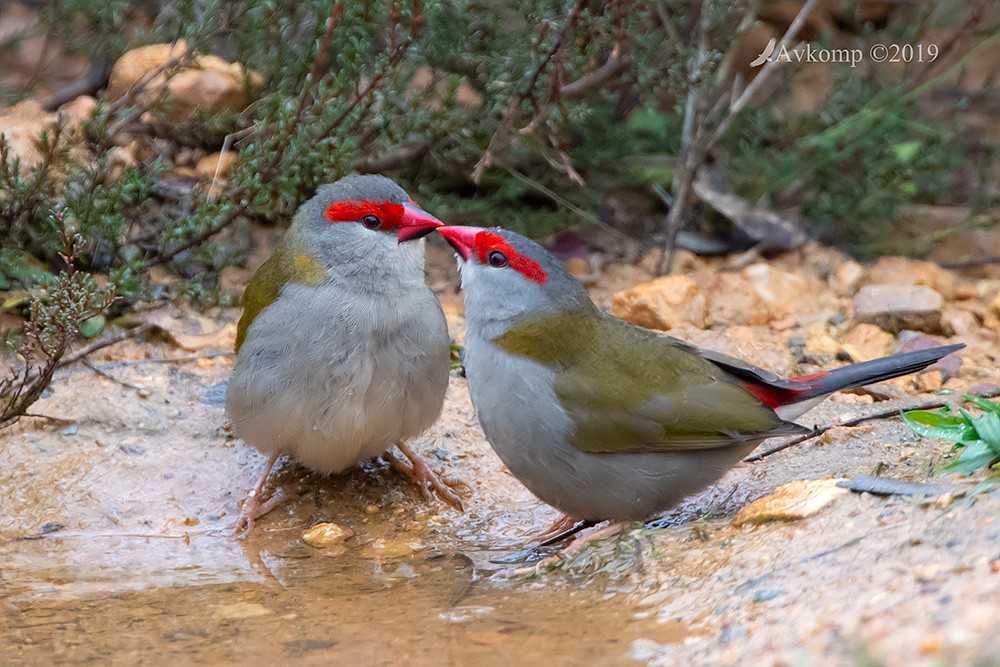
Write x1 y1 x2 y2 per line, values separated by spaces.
853 284 943 333
733 479 847 526
301 522 354 548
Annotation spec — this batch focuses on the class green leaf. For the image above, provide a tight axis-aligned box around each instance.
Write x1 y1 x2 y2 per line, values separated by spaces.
964 395 1000 415
971 412 1000 455
970 472 1000 496
902 409 978 443
78 314 105 339
939 440 998 476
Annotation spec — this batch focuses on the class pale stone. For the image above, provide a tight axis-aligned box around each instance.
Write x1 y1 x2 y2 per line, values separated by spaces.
301 522 354 548
107 41 263 125
57 95 98 132
611 275 707 331
564 257 591 280
840 323 895 361
853 284 943 334
830 260 864 297
706 272 768 327
733 479 847 527
0 100 58 173
861 256 958 301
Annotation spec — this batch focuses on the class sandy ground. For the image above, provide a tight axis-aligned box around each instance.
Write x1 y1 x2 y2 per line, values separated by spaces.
2 245 999 666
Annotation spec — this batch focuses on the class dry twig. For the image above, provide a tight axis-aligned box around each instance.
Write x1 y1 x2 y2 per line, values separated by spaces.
744 388 1000 462
656 0 821 274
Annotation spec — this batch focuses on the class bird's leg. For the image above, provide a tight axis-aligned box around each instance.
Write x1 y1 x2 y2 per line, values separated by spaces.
511 521 629 575
391 442 466 512
559 521 627 556
234 453 287 537
536 513 582 541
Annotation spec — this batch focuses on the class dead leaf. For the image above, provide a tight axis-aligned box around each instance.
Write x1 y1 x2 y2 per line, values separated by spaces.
733 478 847 527
138 308 235 351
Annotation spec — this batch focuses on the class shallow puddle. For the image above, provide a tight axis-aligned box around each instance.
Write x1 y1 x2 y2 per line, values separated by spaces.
0 354 694 664
2 338 999 665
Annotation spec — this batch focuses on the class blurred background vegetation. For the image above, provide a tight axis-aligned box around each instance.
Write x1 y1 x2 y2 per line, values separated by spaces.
2 1 998 286
0 1 997 387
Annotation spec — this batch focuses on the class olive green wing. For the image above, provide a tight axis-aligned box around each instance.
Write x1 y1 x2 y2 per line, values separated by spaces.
234 232 327 352
495 310 805 453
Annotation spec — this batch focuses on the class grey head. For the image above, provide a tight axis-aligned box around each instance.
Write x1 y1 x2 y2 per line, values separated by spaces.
293 173 441 290
437 226 597 338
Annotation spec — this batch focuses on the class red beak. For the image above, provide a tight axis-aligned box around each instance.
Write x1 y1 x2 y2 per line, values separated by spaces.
396 203 443 243
436 226 484 261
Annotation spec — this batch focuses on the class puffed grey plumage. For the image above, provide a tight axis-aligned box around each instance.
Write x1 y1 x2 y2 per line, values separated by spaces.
226 175 450 516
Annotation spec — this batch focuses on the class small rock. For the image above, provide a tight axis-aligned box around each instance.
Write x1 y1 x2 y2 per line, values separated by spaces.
839 323 895 361
638 248 700 275
741 263 812 322
611 275 707 330
167 56 262 120
194 151 238 180
733 479 847 527
563 257 591 280
941 306 979 336
57 95 98 132
853 284 943 334
862 256 959 300
830 259 864 297
202 382 227 407
301 522 354 548
359 537 422 559
106 41 189 102
804 330 841 361
679 325 793 376
108 145 138 169
106 40 263 126
706 272 767 327
0 100 58 173
915 371 944 393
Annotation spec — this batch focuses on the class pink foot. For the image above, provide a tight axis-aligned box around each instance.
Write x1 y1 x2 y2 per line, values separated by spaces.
535 513 581 541
392 442 466 512
234 453 289 538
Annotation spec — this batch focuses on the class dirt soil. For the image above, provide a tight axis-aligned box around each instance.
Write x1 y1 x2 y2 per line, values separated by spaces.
2 241 1000 666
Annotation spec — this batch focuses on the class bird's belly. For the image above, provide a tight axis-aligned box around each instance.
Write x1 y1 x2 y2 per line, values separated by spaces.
226 285 449 473
467 340 756 521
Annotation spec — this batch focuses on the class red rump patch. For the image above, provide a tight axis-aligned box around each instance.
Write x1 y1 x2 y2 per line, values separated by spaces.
740 382 792 409
325 200 405 228
474 231 547 285
741 371 829 408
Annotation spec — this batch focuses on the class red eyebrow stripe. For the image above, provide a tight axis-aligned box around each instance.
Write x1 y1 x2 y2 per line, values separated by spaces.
474 231 547 284
324 200 404 227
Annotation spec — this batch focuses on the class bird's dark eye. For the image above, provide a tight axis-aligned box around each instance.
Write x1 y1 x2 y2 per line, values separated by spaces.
487 250 508 267
360 214 382 230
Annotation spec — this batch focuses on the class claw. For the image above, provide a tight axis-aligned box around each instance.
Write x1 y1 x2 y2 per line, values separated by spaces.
234 453 286 538
392 442 466 512
536 513 581 541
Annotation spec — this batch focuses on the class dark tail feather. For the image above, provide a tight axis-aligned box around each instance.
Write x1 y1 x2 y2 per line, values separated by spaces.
797 343 964 400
